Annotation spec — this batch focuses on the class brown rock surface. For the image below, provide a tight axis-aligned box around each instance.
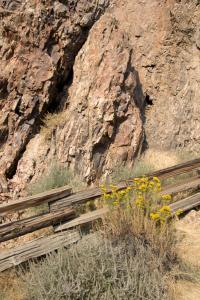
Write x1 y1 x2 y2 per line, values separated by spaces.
11 14 144 189
113 0 200 151
0 0 199 192
0 0 108 185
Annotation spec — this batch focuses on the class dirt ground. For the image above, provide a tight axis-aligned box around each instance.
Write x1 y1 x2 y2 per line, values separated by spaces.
175 210 200 300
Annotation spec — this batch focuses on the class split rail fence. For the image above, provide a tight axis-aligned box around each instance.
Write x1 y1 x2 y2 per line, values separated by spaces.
0 158 200 272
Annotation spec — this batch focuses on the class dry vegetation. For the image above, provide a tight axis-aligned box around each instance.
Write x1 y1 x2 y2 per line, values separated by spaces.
40 112 67 141
17 177 199 299
106 148 199 184
1 149 199 300
27 161 86 196
26 161 86 215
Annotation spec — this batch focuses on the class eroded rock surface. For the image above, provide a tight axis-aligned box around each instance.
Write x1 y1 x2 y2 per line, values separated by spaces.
0 0 200 193
113 0 200 151
11 15 144 191
0 0 108 186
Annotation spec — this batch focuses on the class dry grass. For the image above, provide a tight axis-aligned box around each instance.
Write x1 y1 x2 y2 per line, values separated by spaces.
0 270 25 300
40 112 66 141
109 149 179 184
107 148 199 184
27 161 86 196
109 160 155 183
27 161 86 215
2 211 199 300
141 148 199 171
102 207 176 259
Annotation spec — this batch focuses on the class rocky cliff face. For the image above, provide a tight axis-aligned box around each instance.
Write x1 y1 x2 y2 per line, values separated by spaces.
0 0 199 193
0 0 109 191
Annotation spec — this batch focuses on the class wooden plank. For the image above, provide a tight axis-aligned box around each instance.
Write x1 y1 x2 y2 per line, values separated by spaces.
1 177 198 240
50 182 128 212
54 193 200 233
0 185 72 214
51 176 200 212
170 192 200 213
0 230 80 272
54 207 109 232
0 208 76 243
1 158 199 215
55 181 200 233
149 158 200 179
161 177 200 195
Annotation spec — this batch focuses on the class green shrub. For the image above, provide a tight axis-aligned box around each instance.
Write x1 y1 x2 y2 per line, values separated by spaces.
21 233 169 300
27 161 86 196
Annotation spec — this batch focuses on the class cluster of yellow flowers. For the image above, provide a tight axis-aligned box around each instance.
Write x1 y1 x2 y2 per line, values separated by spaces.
150 205 171 222
100 184 132 208
100 176 181 225
134 176 161 192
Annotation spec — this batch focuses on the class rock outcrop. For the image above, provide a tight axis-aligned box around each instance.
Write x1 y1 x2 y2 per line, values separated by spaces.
0 0 199 193
12 15 144 191
0 0 108 188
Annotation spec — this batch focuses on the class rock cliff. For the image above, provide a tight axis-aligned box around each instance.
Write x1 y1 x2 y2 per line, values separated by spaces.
0 0 199 193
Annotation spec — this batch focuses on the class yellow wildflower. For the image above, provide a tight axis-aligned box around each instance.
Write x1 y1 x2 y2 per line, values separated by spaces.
126 186 132 191
161 194 172 201
159 205 171 214
156 183 161 191
150 212 160 220
175 209 183 216
153 176 160 183
148 181 154 188
133 178 140 182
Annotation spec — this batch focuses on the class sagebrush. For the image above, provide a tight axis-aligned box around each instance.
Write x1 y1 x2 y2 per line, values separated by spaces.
27 161 86 196
19 176 198 300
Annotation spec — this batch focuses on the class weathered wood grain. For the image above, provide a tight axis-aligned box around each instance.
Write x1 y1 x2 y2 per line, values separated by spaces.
0 185 72 214
51 176 200 212
1 177 199 243
170 192 200 213
2 177 198 243
55 193 200 233
1 158 199 216
0 208 75 243
50 182 128 212
149 158 200 179
162 177 200 195
54 207 109 232
0 230 80 272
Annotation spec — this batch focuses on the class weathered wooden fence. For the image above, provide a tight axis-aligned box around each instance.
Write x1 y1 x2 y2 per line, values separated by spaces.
0 158 200 272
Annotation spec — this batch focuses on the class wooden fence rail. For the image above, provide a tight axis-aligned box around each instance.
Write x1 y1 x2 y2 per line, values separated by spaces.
0 230 80 272
0 176 199 243
54 192 200 233
1 157 200 215
0 157 200 272
149 158 200 179
0 186 72 214
0 208 75 243
1 192 200 272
